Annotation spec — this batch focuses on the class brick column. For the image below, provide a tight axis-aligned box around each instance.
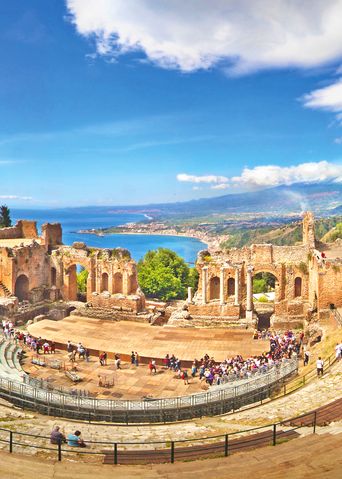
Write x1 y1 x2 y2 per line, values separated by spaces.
220 268 225 305
202 267 208 304
234 269 240 306
246 266 253 312
187 286 193 303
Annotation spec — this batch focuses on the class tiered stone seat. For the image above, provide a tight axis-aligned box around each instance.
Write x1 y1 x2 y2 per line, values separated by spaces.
12 346 24 372
0 338 25 381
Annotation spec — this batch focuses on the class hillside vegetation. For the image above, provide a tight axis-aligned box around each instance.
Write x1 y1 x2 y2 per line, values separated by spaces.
321 222 342 242
220 216 342 249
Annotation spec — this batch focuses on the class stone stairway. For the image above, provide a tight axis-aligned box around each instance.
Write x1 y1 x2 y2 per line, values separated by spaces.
0 281 12 298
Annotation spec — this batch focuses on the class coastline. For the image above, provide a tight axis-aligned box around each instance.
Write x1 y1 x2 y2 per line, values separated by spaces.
77 228 211 249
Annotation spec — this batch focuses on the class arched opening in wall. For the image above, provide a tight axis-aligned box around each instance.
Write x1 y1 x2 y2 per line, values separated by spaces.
66 264 89 302
113 272 123 294
128 275 137 295
101 272 109 292
51 267 57 287
15 275 29 302
253 272 277 330
227 277 235 297
294 277 302 298
210 276 220 300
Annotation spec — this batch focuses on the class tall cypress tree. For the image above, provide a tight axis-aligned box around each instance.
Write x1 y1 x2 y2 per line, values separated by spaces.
0 205 12 227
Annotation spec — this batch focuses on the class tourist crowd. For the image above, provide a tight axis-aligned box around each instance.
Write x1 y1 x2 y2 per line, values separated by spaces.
162 330 302 387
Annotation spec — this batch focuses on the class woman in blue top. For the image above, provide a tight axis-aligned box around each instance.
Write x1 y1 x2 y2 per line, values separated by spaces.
67 430 86 447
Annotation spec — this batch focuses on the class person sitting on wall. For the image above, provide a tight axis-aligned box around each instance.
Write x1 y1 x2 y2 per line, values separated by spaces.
67 430 86 448
50 426 66 444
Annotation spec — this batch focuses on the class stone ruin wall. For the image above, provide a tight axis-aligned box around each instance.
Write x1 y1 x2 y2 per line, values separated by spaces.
191 243 311 322
0 222 145 316
50 244 145 313
41 223 63 249
0 220 38 240
0 241 50 302
311 255 342 316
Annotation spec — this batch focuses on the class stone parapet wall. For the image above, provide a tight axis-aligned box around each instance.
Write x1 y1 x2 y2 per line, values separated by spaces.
0 220 37 240
90 292 146 313
189 302 240 318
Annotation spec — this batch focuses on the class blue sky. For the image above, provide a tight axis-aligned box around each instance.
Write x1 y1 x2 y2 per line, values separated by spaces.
1 0 342 207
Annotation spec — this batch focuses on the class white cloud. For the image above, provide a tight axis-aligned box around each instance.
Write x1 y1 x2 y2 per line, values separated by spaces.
302 79 342 121
0 195 32 201
334 137 342 144
231 162 342 186
177 173 228 184
66 0 342 73
211 183 230 190
177 161 342 190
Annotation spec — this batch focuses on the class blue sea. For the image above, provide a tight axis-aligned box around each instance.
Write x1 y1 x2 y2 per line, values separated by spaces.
11 208 206 263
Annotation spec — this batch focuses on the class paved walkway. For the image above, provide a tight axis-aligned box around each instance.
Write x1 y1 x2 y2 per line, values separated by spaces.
1 429 342 479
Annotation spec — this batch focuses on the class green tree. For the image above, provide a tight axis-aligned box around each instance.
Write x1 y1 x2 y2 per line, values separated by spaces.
77 267 88 293
253 272 275 294
0 205 12 228
137 248 197 301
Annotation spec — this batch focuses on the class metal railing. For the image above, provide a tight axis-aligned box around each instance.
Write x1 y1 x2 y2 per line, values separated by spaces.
0 408 321 465
0 358 297 423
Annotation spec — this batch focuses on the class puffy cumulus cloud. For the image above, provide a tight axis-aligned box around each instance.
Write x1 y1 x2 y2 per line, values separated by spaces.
302 79 342 121
66 0 342 73
177 173 228 184
177 162 342 190
231 162 342 186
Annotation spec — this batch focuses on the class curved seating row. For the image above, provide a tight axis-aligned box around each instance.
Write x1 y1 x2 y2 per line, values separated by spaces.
0 337 25 381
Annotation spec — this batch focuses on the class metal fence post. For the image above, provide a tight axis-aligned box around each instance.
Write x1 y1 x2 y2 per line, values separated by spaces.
57 439 62 461
224 434 229 456
9 430 13 453
171 441 175 463
114 443 118 465
273 424 277 446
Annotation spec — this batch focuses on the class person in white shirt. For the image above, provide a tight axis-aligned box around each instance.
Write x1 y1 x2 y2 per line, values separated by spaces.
316 357 324 377
335 343 341 360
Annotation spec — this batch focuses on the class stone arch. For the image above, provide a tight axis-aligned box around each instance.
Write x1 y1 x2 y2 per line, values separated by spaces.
65 264 89 302
210 276 220 300
227 277 235 297
294 277 302 298
15 274 29 302
128 274 137 294
101 272 109 292
113 272 123 294
252 271 278 330
51 267 57 287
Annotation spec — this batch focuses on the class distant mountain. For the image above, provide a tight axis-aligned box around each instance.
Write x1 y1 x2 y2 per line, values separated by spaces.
143 182 342 219
331 204 342 214
20 182 342 220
